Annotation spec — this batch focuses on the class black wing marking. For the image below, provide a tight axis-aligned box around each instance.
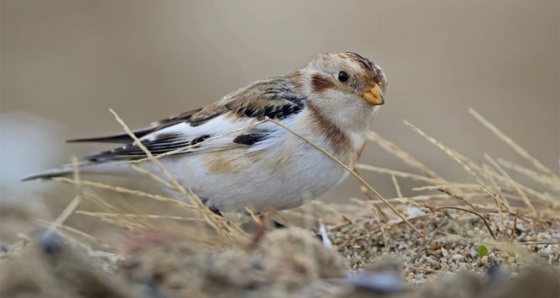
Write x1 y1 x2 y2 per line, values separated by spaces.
66 127 155 144
232 133 269 146
83 133 211 162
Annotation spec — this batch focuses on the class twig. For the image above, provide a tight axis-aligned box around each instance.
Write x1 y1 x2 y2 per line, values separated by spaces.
510 211 519 240
437 188 481 213
436 206 496 240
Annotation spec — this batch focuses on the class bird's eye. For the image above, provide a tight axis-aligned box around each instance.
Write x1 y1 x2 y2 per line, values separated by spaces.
338 71 349 82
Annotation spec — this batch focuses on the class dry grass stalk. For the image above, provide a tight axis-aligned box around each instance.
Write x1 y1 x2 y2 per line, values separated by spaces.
469 108 560 179
36 218 111 250
366 130 442 180
485 154 536 214
497 158 560 192
365 128 490 212
460 157 556 204
403 121 496 201
354 167 389 220
54 178 195 208
356 164 440 184
480 163 507 231
108 110 189 199
130 164 175 189
75 211 207 222
45 157 84 237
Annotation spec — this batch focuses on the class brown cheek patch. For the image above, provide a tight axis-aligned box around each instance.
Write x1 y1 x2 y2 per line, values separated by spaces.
311 74 335 93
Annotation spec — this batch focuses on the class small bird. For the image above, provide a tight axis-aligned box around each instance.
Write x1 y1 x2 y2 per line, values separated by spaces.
24 52 387 215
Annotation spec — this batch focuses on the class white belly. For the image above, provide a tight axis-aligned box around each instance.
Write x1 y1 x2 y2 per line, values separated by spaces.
158 137 354 213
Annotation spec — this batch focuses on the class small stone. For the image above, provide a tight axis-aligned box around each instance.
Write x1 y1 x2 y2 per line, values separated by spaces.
451 254 463 261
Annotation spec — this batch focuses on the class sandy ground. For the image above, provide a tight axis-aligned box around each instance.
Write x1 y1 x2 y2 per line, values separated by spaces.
0 205 559 298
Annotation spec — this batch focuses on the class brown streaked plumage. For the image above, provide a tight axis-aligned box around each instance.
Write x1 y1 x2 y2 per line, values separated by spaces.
306 101 352 159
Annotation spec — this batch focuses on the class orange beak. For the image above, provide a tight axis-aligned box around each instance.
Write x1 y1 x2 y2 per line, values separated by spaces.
362 83 385 106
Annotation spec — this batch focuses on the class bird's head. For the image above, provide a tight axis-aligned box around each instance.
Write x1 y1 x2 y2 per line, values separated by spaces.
301 52 387 108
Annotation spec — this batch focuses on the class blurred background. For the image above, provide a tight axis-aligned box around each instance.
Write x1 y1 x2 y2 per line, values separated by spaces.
1 0 559 209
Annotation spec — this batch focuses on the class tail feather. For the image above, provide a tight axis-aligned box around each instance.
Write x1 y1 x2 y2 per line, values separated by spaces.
21 161 138 181
21 165 78 181
65 127 154 144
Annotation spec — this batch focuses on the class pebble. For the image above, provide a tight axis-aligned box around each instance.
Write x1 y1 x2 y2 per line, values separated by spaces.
451 254 463 261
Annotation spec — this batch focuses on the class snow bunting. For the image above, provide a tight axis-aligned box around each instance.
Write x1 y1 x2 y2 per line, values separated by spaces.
24 52 387 214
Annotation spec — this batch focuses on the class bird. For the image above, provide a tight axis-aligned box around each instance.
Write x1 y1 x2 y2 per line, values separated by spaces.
23 52 387 215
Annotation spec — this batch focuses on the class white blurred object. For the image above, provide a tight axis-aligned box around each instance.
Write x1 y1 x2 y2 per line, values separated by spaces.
406 206 427 218
0 111 68 202
318 220 333 247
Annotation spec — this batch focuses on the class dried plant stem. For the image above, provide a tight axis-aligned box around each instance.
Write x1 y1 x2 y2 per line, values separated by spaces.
366 131 443 180
109 109 188 196
131 164 175 189
46 157 83 236
436 206 496 240
54 177 195 208
469 108 559 179
497 158 560 192
354 167 388 220
76 211 207 222
356 164 440 184
403 121 495 208
36 219 111 249
485 154 536 215
479 164 507 231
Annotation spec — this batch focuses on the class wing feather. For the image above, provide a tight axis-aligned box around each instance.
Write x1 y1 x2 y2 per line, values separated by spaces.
78 75 306 162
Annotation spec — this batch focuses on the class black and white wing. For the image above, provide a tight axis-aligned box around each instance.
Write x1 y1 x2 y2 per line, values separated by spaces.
73 76 307 162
